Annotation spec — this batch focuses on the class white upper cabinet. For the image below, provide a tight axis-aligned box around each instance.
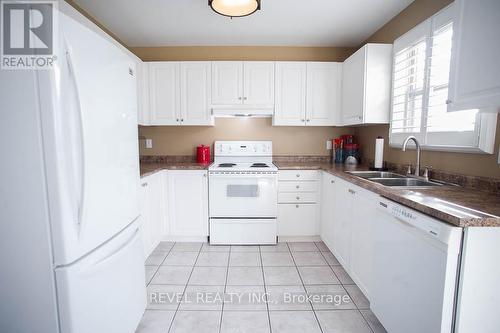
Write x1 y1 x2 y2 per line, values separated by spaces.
274 62 341 126
341 44 392 125
448 0 500 112
149 62 180 125
306 62 342 126
180 62 213 125
137 62 150 126
211 61 243 105
148 61 213 125
243 62 275 106
211 61 275 115
273 62 307 126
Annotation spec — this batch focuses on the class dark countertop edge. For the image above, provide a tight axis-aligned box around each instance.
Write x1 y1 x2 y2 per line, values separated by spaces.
274 162 500 228
140 163 209 178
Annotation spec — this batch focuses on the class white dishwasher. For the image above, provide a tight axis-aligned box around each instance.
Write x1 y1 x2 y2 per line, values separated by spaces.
371 198 462 333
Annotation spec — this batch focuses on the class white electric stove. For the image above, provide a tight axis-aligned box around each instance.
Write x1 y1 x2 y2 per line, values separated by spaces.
208 141 278 245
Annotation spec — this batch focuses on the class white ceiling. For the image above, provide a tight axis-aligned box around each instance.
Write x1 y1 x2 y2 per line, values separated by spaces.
72 0 414 47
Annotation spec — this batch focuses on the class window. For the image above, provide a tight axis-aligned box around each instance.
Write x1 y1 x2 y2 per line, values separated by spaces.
389 4 497 153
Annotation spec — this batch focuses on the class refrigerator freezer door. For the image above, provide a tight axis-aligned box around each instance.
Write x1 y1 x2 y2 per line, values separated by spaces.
39 12 140 265
55 221 146 333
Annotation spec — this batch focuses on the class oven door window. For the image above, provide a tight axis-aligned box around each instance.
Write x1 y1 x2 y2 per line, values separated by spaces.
227 184 260 197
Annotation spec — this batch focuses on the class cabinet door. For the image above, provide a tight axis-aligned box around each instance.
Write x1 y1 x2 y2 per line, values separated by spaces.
167 171 208 237
243 61 275 106
448 0 500 112
212 62 243 105
138 179 152 258
349 189 377 299
306 62 342 126
137 62 150 125
320 173 336 251
278 204 318 237
332 179 352 267
180 62 213 125
342 48 366 125
273 62 307 126
147 172 165 248
149 62 180 125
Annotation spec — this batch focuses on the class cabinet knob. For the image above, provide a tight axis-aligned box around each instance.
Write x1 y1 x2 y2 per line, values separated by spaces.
181 118 184 122
296 196 300 200
296 185 300 189
306 119 310 122
238 97 242 100
331 180 335 184
243 97 247 100
348 189 356 195
295 204 299 208
446 99 452 105
141 182 148 187
301 119 305 122
296 174 300 177
176 118 179 122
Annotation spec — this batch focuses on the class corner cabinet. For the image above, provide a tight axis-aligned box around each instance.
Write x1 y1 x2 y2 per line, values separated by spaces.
273 62 342 126
165 170 209 239
341 44 392 125
148 62 213 126
447 0 500 112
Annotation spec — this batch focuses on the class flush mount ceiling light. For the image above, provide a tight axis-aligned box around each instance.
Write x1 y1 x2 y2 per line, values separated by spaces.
208 0 261 18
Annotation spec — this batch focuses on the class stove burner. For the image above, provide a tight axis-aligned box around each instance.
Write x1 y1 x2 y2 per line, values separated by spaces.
218 163 236 168
251 163 269 168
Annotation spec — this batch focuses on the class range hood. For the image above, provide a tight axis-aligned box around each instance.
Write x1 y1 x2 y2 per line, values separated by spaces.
211 106 274 117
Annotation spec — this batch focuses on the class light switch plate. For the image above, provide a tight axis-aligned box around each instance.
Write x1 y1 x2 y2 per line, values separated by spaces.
326 140 333 150
145 139 153 149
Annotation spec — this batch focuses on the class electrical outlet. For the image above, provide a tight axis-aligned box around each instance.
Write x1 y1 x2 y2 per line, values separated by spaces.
326 140 333 150
145 139 153 149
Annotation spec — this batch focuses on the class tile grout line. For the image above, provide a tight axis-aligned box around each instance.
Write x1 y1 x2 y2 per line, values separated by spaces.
258 245 273 333
167 242 203 333
218 245 232 333
147 242 174 287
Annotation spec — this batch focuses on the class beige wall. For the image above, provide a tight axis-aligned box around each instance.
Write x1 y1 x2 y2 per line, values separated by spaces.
131 46 355 62
354 0 500 179
139 118 352 156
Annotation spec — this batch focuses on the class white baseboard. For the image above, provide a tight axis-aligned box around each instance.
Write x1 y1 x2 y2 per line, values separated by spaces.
278 235 321 242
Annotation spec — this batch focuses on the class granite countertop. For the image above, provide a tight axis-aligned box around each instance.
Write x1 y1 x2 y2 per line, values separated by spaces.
140 160 500 227
275 162 500 228
140 162 209 178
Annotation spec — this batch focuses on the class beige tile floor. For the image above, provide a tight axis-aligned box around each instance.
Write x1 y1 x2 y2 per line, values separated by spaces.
137 241 386 333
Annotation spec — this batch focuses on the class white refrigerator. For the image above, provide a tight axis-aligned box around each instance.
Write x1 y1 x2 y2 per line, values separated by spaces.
0 5 145 333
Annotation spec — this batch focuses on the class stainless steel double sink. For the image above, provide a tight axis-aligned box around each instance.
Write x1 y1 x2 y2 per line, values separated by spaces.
346 171 443 188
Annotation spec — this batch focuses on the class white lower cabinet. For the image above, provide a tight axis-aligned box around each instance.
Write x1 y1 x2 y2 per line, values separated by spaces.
277 170 320 239
139 172 165 258
139 170 209 258
320 171 379 299
165 170 209 239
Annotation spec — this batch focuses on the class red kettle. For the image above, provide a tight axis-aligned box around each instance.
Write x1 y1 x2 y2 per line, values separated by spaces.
196 145 211 164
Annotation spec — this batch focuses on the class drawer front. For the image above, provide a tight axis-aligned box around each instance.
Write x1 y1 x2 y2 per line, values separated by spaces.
278 170 319 181
278 192 317 204
277 204 318 236
279 181 318 193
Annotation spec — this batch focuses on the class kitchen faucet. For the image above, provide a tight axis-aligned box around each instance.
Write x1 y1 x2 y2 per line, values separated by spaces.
402 136 422 178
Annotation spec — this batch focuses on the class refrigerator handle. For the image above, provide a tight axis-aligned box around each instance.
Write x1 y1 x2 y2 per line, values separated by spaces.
65 42 86 227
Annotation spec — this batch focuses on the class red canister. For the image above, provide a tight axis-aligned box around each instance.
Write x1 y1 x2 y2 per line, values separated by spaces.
196 145 211 164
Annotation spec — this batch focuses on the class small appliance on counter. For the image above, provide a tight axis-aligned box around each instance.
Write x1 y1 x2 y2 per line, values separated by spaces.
332 135 360 164
196 144 211 164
